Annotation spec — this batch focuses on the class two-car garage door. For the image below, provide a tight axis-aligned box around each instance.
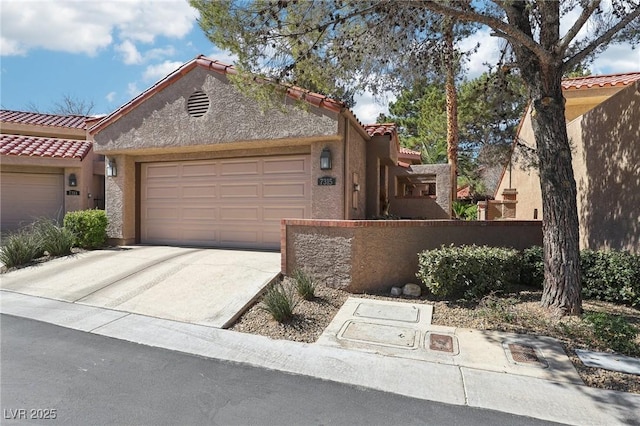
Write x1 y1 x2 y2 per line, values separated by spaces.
141 155 311 249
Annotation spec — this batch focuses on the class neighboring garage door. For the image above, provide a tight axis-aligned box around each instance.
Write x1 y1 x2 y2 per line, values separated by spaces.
141 155 311 249
1 172 64 232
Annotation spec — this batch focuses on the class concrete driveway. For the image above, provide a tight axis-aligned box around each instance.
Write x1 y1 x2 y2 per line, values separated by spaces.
0 246 280 328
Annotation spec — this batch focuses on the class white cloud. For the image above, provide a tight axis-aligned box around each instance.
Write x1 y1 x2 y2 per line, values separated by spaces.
206 48 238 66
115 40 142 65
144 46 177 61
351 92 395 124
591 44 640 74
142 60 183 82
0 0 197 57
106 91 117 103
127 82 141 97
1 36 26 56
459 30 504 78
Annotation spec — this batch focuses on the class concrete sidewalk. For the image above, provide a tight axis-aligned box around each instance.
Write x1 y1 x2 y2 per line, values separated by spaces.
1 290 639 425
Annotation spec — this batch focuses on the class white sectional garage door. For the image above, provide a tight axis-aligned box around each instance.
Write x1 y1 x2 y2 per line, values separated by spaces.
141 155 311 249
1 172 64 232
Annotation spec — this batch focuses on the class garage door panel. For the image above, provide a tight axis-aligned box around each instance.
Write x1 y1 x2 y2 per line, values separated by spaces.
263 206 307 221
263 158 307 174
141 155 310 249
220 160 259 176
182 184 216 198
182 207 214 220
182 163 216 177
146 185 180 199
220 229 259 244
145 207 179 220
146 164 179 178
220 207 259 221
181 228 217 242
263 182 307 198
219 183 259 198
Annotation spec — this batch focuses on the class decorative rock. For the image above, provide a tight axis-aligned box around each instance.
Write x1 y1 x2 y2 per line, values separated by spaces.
390 286 402 296
402 283 422 297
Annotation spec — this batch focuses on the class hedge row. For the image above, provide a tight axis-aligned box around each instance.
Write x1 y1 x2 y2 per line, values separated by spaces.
417 245 640 307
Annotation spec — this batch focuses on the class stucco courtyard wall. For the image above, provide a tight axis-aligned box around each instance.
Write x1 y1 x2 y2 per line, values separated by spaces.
282 219 543 293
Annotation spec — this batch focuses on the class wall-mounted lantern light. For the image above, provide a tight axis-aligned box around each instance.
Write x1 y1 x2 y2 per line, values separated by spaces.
68 173 77 187
320 147 332 170
106 158 117 177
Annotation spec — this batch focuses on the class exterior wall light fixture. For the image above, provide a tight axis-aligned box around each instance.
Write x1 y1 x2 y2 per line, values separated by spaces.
106 158 117 177
320 147 332 170
68 173 77 187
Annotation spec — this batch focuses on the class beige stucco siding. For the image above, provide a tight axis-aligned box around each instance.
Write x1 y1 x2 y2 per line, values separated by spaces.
346 119 367 218
576 81 640 252
495 81 640 252
93 68 339 154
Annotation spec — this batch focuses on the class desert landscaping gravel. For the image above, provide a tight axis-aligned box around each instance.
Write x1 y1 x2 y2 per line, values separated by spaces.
231 277 640 394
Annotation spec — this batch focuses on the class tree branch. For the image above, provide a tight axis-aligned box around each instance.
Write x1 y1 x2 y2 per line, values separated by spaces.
421 1 554 63
557 0 601 54
565 5 640 70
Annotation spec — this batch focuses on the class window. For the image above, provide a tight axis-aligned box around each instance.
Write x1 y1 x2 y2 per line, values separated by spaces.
396 174 437 198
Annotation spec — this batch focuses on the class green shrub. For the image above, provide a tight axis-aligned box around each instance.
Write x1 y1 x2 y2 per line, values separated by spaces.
260 282 299 322
0 229 42 268
292 268 316 300
32 218 74 257
452 201 477 220
63 209 108 249
583 312 639 355
520 245 544 288
580 250 640 307
416 245 521 300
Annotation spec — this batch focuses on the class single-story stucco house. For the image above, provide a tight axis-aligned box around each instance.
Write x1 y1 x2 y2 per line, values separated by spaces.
0 110 104 232
485 72 640 253
88 55 451 250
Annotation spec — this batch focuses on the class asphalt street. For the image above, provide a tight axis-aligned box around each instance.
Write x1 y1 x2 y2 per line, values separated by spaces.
1 314 560 426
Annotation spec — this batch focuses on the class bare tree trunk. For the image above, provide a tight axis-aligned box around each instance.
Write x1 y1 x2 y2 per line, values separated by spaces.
443 17 458 211
529 73 582 315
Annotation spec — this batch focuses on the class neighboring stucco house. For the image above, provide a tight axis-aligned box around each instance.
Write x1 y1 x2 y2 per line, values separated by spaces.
0 110 104 232
488 72 640 252
89 55 450 249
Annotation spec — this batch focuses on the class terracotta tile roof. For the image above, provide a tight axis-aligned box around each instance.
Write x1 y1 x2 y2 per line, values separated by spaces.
0 134 92 160
363 123 398 137
399 146 421 156
0 109 88 129
457 185 471 200
89 55 345 135
562 72 640 90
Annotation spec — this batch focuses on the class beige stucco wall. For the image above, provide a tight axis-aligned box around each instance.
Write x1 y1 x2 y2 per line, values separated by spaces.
93 68 339 155
494 82 639 252
365 134 398 217
283 219 543 292
389 163 451 219
576 81 640 252
345 118 367 219
564 86 627 122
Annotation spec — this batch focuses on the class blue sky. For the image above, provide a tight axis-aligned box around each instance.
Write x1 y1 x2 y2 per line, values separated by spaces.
1 1 639 124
